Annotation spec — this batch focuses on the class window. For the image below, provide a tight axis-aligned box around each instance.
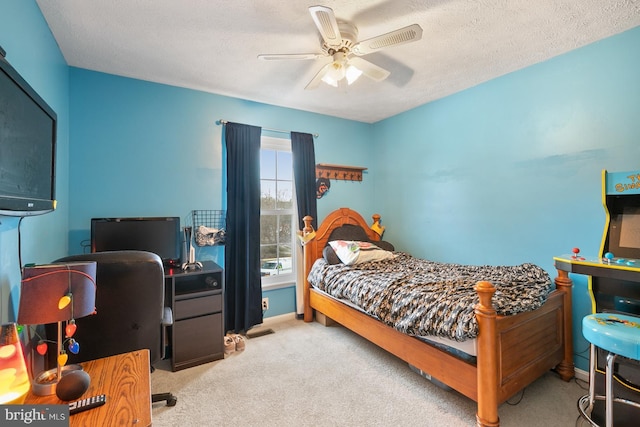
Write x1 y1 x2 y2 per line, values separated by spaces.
260 137 296 289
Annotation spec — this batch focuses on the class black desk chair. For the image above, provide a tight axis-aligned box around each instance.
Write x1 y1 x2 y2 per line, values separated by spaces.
55 250 177 406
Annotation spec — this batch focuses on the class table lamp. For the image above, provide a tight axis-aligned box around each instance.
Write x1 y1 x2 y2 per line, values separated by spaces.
18 261 97 396
0 323 30 404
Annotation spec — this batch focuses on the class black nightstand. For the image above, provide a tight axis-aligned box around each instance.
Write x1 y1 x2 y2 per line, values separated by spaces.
164 261 224 371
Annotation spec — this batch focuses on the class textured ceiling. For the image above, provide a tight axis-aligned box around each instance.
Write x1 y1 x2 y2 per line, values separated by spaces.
36 0 640 123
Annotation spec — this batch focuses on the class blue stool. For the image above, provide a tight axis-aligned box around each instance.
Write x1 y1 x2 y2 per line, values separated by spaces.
579 313 640 426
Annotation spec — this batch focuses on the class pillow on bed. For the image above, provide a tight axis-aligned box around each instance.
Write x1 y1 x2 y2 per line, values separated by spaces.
322 245 342 265
375 240 395 252
323 240 395 265
328 240 394 265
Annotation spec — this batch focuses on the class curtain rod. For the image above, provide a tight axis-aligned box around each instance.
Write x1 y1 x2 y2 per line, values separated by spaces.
217 119 318 138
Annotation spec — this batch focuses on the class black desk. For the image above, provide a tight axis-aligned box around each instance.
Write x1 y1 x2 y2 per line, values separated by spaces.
554 255 640 314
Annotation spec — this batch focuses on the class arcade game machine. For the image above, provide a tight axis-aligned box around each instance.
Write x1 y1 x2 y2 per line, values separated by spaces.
555 169 640 425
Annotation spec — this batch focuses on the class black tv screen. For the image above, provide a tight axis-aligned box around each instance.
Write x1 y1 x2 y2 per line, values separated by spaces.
604 192 640 259
618 207 640 250
0 50 57 216
91 217 181 266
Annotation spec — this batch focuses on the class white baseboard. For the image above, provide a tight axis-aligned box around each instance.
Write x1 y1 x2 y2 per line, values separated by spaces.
575 367 588 383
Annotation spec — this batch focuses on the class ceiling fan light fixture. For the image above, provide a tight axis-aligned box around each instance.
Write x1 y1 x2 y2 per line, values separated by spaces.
321 74 339 87
321 52 348 87
345 64 363 85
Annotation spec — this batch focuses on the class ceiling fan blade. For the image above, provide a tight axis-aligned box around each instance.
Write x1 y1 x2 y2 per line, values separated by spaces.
309 5 342 48
305 63 332 90
258 53 324 61
352 24 423 56
349 57 390 82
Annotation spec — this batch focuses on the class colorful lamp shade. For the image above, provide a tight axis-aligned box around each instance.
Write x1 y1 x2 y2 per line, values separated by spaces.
17 261 97 396
18 262 97 324
0 323 30 404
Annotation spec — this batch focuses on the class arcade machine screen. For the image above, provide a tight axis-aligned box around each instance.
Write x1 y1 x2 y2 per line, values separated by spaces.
607 202 640 261
619 207 640 250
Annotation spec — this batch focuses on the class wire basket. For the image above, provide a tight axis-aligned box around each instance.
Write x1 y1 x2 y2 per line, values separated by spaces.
191 210 226 246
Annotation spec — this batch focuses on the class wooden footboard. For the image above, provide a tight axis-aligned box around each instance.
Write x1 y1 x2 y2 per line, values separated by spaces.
477 284 571 426
300 209 575 427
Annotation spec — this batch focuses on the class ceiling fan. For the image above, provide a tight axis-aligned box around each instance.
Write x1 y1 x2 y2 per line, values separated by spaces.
258 5 423 89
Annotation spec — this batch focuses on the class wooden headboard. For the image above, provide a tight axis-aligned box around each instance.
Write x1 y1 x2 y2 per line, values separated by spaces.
302 207 381 262
300 207 382 321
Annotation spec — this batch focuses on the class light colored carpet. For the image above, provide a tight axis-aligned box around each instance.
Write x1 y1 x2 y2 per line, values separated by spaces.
151 315 587 426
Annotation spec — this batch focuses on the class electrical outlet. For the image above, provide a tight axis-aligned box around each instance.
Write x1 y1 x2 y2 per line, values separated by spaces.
262 297 269 311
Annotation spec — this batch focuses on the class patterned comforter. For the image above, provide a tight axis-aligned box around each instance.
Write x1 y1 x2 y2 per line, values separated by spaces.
308 253 552 341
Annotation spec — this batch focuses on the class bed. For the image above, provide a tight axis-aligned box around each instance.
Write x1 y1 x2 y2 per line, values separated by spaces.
300 208 575 427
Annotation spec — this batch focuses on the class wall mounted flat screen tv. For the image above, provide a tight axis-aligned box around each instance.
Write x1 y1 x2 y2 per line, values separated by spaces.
0 49 57 216
91 217 181 266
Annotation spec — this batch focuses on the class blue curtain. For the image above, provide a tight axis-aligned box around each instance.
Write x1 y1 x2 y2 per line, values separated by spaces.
224 122 263 333
291 132 317 230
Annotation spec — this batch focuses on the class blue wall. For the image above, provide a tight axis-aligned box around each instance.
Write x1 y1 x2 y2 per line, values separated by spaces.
1 1 639 372
67 68 375 317
0 0 69 323
67 69 375 252
373 27 640 371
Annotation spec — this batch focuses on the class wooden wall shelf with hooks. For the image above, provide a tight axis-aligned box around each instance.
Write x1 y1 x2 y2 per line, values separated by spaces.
315 164 367 182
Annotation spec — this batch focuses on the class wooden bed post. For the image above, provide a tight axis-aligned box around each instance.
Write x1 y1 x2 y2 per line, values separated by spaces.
554 269 575 381
301 215 315 322
475 281 500 427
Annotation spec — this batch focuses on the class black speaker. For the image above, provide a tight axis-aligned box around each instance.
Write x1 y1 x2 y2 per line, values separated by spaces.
56 370 90 401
